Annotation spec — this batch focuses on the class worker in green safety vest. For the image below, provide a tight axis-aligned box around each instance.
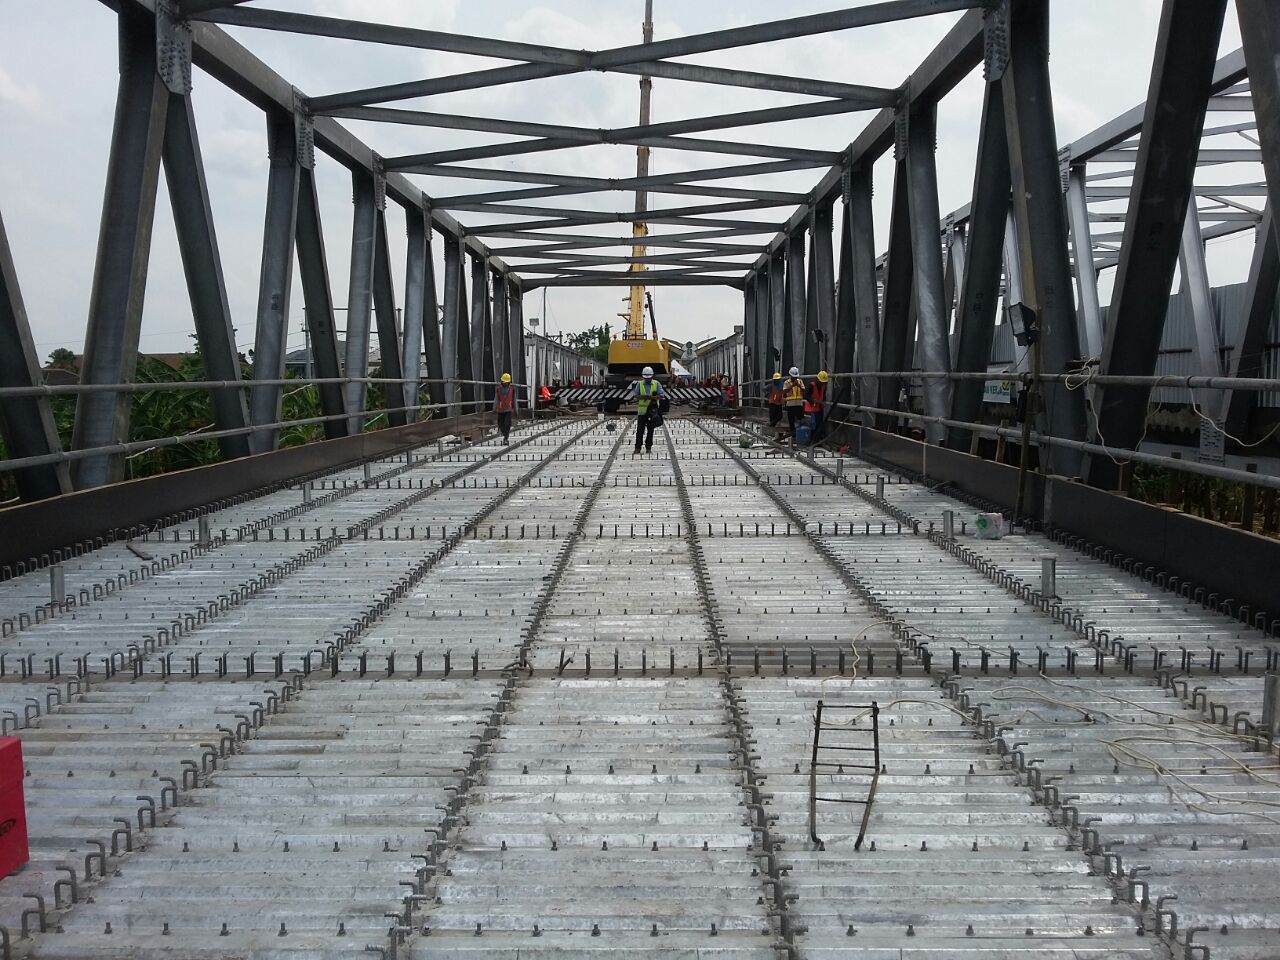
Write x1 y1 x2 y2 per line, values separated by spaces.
631 365 668 454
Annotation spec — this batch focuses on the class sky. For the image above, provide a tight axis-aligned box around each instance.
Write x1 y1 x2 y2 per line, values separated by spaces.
0 0 1249 365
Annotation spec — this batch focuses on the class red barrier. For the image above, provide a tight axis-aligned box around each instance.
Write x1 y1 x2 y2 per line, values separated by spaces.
0 738 28 878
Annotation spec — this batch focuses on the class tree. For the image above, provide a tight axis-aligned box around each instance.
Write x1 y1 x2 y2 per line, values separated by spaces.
47 348 77 370
566 323 611 364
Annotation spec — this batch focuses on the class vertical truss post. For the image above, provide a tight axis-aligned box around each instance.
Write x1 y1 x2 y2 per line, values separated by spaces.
943 220 966 365
1000 0 1091 478
402 206 427 419
372 198 407 428
492 267 510 377
1223 207 1279 434
769 249 786 377
904 103 952 444
1086 0 1228 487
343 168 378 434
248 111 300 452
804 222 820 373
845 165 880 407
510 285 527 406
162 88 252 461
743 275 758 396
0 209 71 500
807 203 836 375
293 144 346 438
878 153 915 421
755 267 770 386
1178 198 1224 418
784 228 807 371
1228 0 1280 435
441 235 471 415
72 8 170 488
471 255 494 406
1065 165 1104 360
949 77 1011 451
833 200 856 411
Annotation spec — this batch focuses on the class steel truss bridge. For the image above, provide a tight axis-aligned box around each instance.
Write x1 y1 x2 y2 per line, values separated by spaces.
2 1 1280 958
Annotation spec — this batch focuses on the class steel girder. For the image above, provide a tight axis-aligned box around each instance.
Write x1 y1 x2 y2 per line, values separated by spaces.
248 112 301 452
768 250 786 373
162 89 252 461
293 160 346 438
441 236 474 415
947 78 1010 452
845 166 880 398
1000 0 1088 477
401 208 433 417
803 204 836 375
1223 207 1279 434
0 208 71 501
1087 0 1229 489
71 9 170 489
783 232 807 373
342 171 378 434
509 287 527 402
878 160 915 419
1224 0 1280 435
372 204 407 428
471 255 494 406
193 1 981 94
743 277 758 397
904 104 951 443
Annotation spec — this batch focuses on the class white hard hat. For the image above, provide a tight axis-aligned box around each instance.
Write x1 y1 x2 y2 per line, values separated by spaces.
789 366 799 377
642 366 654 378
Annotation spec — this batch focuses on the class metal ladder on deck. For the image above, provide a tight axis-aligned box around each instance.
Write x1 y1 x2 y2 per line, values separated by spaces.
808 699 881 849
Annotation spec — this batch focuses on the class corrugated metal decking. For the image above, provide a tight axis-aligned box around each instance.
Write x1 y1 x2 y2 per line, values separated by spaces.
0 416 1275 959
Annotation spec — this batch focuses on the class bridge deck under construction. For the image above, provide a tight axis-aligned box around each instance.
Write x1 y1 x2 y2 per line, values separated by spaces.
0 415 1276 959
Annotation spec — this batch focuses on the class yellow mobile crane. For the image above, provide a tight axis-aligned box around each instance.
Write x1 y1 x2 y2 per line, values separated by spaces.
605 0 670 389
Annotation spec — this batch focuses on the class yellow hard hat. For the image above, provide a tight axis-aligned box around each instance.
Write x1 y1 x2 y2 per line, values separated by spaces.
772 372 782 380
501 373 511 383
817 370 829 383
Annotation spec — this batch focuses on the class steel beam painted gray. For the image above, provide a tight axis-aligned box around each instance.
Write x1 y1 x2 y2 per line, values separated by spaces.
248 113 299 452
492 269 510 375
809 203 836 375
522 275 742 289
832 203 855 410
294 165 346 438
1088 0 1228 488
1065 166 1104 359
1237 1 1280 217
0 208 71 501
402 208 428 418
390 134 841 168
72 10 168 489
313 61 895 112
878 160 915 416
431 182 807 208
948 79 1010 451
783 232 807 371
510 286 527 401
401 158 825 192
470 255 493 403
845 167 880 394
1224 207 1279 433
904 104 951 443
769 251 786 371
752 10 987 271
403 197 787 225
197 1 982 75
343 172 377 434
372 209 407 427
1178 199 1225 391
162 90 252 461
468 215 786 234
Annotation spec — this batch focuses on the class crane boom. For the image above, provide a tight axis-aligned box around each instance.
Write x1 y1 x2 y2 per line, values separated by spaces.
625 0 653 340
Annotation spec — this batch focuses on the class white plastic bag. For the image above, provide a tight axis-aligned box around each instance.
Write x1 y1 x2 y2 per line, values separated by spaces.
973 512 1005 540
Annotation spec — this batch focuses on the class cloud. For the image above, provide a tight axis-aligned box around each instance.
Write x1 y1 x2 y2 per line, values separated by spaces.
0 64 45 118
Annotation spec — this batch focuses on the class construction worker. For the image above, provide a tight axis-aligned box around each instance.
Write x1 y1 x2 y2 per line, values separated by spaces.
631 365 667 454
766 372 785 436
495 373 516 443
805 370 829 445
782 366 805 440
